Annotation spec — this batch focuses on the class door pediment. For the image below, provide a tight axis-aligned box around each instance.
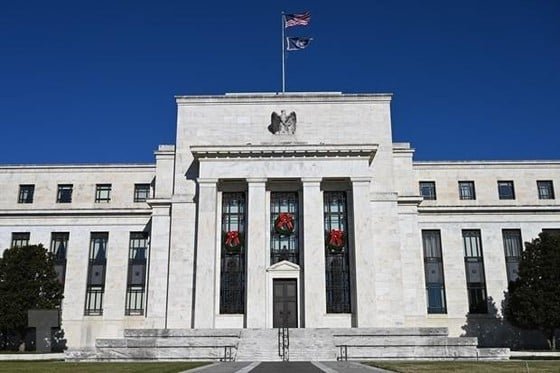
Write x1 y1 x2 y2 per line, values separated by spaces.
266 260 300 273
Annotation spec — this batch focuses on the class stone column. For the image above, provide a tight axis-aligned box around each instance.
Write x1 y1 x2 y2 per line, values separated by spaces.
245 178 267 328
351 177 377 327
193 178 218 328
302 178 326 327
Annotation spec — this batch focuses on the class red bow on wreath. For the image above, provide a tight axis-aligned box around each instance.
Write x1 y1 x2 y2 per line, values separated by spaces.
225 230 240 247
276 213 294 230
328 229 344 247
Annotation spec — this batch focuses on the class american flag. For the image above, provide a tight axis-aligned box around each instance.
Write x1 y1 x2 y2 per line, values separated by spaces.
284 11 311 28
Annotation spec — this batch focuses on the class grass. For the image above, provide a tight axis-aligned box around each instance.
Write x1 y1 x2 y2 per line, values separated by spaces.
0 361 210 373
367 360 560 373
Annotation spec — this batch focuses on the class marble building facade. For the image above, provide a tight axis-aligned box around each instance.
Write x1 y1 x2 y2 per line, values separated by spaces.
0 92 558 350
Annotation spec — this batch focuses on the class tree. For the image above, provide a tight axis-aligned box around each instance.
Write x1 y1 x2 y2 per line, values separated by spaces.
0 244 63 349
504 232 560 350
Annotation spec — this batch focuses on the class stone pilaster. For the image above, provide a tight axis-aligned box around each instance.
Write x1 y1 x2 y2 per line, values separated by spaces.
350 177 377 327
193 178 218 328
145 201 171 327
245 178 267 328
302 178 326 327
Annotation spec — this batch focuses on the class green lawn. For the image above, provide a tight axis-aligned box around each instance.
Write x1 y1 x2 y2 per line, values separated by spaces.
0 361 210 373
367 360 560 373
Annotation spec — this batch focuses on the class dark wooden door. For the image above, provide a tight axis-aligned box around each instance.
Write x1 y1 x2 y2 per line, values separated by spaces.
273 279 298 328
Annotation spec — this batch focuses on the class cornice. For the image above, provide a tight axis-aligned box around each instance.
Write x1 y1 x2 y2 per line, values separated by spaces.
0 208 152 217
190 143 378 164
418 205 560 214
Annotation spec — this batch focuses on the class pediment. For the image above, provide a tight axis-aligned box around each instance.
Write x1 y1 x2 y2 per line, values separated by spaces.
266 260 300 272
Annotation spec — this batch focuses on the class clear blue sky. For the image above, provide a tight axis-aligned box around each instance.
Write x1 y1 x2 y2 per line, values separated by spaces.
1 1 559 164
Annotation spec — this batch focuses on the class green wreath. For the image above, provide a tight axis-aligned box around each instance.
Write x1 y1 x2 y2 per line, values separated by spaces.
326 229 345 252
224 230 243 252
274 213 295 236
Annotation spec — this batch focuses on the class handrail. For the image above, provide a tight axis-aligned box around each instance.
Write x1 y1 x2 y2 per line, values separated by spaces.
278 327 289 361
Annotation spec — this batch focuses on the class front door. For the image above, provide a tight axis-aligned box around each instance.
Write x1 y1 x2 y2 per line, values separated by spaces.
273 279 298 328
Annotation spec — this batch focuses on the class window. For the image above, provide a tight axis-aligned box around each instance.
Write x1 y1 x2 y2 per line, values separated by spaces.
220 192 246 314
463 230 488 314
50 233 69 286
85 233 108 316
324 191 352 313
125 232 149 315
502 230 522 284
458 181 476 200
134 184 151 202
422 230 447 314
95 184 111 203
18 184 35 204
537 180 555 200
270 192 300 265
57 184 73 203
498 181 515 200
419 181 436 200
11 232 30 247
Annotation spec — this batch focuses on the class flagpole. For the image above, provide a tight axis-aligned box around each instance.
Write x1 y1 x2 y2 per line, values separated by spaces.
281 12 285 93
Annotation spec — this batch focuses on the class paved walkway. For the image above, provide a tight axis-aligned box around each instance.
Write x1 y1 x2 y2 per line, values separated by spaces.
184 361 394 373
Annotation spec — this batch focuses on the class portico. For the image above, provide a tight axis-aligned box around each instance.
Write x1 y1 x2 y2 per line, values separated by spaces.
189 142 380 329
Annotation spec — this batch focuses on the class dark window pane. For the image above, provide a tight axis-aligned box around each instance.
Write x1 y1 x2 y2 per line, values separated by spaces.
220 192 246 314
537 181 555 200
324 191 351 313
134 184 151 202
270 192 299 265
18 185 35 204
458 181 476 200
57 185 73 203
462 230 488 314
422 230 447 313
498 181 515 200
95 184 111 203
419 182 436 200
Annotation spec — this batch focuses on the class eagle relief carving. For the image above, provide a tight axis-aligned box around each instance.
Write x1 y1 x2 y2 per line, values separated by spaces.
268 110 296 135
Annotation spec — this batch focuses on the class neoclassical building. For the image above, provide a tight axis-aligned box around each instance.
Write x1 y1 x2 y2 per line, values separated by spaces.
1 92 557 359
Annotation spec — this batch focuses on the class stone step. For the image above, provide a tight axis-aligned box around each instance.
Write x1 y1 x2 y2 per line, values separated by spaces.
67 327 511 362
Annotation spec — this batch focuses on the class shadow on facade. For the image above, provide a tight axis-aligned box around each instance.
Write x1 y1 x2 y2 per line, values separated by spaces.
461 294 551 350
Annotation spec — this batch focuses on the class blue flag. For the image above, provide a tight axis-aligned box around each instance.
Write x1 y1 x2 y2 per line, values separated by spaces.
286 37 312 51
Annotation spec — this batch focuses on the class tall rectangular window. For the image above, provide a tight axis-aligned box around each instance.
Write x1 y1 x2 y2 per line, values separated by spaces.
537 180 555 200
134 184 151 202
220 192 246 314
95 184 111 203
463 230 487 314
422 230 447 314
458 181 476 200
502 229 522 284
57 184 73 203
498 181 515 200
125 232 149 315
324 191 351 313
419 181 436 200
11 232 30 247
50 232 68 286
18 184 35 204
85 232 108 316
270 192 300 265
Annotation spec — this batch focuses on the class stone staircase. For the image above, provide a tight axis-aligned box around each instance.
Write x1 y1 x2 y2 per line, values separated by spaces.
235 329 281 361
65 327 510 361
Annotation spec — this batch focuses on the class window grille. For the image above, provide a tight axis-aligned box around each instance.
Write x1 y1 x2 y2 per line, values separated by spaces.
85 232 108 316
125 232 149 315
463 230 487 314
270 192 300 265
220 192 246 314
422 230 447 313
324 191 351 313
